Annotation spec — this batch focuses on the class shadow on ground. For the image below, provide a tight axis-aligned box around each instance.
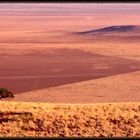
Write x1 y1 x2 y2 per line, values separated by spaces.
0 48 139 94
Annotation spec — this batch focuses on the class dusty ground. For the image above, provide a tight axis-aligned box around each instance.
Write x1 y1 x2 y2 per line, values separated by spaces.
1 101 140 137
0 28 140 96
0 46 139 94
0 4 139 102
0 3 140 138
9 70 139 103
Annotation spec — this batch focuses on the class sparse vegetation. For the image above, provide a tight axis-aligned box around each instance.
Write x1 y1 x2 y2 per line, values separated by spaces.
0 101 140 137
0 88 14 99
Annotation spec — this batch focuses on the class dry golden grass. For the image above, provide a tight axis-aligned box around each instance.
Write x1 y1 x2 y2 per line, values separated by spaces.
0 101 140 137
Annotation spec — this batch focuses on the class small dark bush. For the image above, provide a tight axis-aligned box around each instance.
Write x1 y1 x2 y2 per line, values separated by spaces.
0 88 14 99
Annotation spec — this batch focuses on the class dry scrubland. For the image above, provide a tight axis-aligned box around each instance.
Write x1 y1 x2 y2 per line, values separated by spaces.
0 101 140 137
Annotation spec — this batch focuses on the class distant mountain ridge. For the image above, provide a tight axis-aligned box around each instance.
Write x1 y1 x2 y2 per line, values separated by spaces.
77 25 140 35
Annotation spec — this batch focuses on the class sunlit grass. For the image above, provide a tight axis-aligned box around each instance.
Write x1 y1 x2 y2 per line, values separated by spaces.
0 101 140 137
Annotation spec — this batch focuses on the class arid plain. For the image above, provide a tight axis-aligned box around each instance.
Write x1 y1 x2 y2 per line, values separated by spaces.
0 3 140 137
0 6 140 102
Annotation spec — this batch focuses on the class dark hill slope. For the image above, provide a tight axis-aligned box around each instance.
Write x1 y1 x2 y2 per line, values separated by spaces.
77 25 140 35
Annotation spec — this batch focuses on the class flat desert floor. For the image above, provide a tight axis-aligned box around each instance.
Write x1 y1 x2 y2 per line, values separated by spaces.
0 3 140 138
0 4 140 103
1 31 140 103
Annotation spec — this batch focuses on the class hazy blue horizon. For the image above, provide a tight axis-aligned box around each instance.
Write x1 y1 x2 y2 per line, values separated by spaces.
0 3 140 15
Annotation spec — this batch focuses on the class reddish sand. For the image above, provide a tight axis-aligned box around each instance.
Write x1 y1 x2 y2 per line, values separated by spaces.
0 47 139 94
0 3 140 103
9 71 139 103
